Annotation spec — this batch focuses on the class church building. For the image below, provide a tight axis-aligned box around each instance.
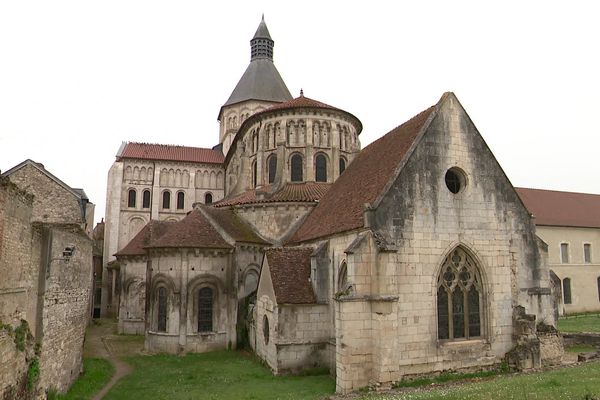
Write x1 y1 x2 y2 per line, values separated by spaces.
103 17 559 393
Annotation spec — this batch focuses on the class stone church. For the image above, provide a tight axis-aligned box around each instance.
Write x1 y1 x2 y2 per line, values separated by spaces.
103 17 558 393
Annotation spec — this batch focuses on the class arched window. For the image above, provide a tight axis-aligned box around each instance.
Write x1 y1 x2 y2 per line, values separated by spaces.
205 192 213 205
437 248 482 340
162 191 171 209
177 191 185 210
315 154 327 182
291 154 303 182
263 315 270 344
252 160 257 187
157 287 167 332
142 190 151 209
339 157 346 175
268 155 277 184
338 262 348 292
198 287 213 332
563 278 572 304
128 189 136 208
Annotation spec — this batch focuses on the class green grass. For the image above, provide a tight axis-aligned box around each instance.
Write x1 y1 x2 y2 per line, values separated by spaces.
358 361 600 400
392 365 509 389
558 313 600 333
103 351 334 400
52 358 114 400
565 344 598 353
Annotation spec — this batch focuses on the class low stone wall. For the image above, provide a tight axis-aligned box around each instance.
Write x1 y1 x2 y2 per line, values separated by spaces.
119 318 145 335
276 341 331 374
145 331 228 353
563 333 600 347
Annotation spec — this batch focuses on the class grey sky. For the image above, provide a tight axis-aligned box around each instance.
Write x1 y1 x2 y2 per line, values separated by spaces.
1 1 598 224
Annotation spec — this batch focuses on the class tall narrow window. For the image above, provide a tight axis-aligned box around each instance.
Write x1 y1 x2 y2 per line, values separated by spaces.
291 154 303 182
205 192 213 205
563 278 572 304
561 243 569 263
338 262 348 292
128 189 136 208
162 191 171 209
437 248 482 340
142 190 151 208
268 155 277 184
315 154 327 182
339 157 346 175
198 287 213 332
252 161 257 187
597 277 600 302
157 287 167 332
584 244 592 264
177 192 185 210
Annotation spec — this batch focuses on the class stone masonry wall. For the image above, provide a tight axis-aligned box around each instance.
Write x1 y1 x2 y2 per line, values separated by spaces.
8 164 83 225
38 227 92 393
236 204 313 243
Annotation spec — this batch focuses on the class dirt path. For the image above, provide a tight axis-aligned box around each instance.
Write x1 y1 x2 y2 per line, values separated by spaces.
84 319 143 400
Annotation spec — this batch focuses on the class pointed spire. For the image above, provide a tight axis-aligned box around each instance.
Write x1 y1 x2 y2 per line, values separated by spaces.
251 16 274 61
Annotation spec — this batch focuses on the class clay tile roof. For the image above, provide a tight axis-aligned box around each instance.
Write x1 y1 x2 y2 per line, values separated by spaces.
213 182 331 208
289 105 436 243
147 210 232 249
201 206 270 245
117 142 224 164
115 220 174 256
266 247 316 304
261 94 339 113
516 187 600 228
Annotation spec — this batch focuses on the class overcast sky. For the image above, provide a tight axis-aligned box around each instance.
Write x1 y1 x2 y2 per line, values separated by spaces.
1 1 598 225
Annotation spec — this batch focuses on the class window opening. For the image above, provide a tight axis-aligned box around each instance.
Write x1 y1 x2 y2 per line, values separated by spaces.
563 278 572 304
263 315 270 344
157 287 167 332
268 155 277 184
128 189 136 208
339 158 346 175
205 192 213 205
177 192 185 210
142 190 151 208
198 287 213 332
291 154 303 182
561 243 569 264
315 154 327 182
584 244 592 264
162 191 171 209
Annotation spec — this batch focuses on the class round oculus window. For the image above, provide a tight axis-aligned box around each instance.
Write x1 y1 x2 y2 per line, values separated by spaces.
445 168 465 194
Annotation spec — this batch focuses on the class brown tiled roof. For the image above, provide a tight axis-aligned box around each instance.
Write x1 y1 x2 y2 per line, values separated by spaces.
147 210 232 249
117 142 224 164
266 248 316 304
289 105 436 243
201 206 270 245
214 182 331 207
115 220 174 256
258 94 339 114
516 188 600 228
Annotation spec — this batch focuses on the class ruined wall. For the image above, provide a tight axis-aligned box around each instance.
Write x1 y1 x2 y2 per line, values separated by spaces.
0 177 37 327
118 257 147 334
38 226 92 393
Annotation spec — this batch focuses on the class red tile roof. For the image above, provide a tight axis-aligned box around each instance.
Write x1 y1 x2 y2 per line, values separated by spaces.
289 105 436 243
147 210 232 249
259 94 340 114
265 248 316 304
115 220 174 256
201 206 270 245
117 142 224 164
516 188 600 228
214 182 331 208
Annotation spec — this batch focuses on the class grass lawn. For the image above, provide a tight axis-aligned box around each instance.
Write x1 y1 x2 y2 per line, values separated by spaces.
558 314 600 333
358 361 600 400
565 344 597 353
104 351 334 400
51 358 114 400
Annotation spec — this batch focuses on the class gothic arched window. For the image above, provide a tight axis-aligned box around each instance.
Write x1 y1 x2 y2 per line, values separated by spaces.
142 190 151 209
252 160 257 187
437 248 482 340
268 155 277 184
315 154 327 182
157 287 168 332
128 189 136 208
291 154 303 182
162 191 171 209
198 287 213 332
177 191 185 210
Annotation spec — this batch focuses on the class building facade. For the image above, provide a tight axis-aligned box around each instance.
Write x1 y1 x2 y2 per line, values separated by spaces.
104 18 560 394
517 188 600 315
0 160 94 397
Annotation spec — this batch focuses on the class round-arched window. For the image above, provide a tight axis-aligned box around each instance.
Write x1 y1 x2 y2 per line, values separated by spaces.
263 315 270 345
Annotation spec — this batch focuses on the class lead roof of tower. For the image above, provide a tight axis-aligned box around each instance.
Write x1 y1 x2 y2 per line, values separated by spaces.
219 18 292 119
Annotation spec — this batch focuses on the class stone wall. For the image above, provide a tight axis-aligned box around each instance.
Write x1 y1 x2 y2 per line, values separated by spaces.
0 329 37 400
38 226 92 393
236 204 313 243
